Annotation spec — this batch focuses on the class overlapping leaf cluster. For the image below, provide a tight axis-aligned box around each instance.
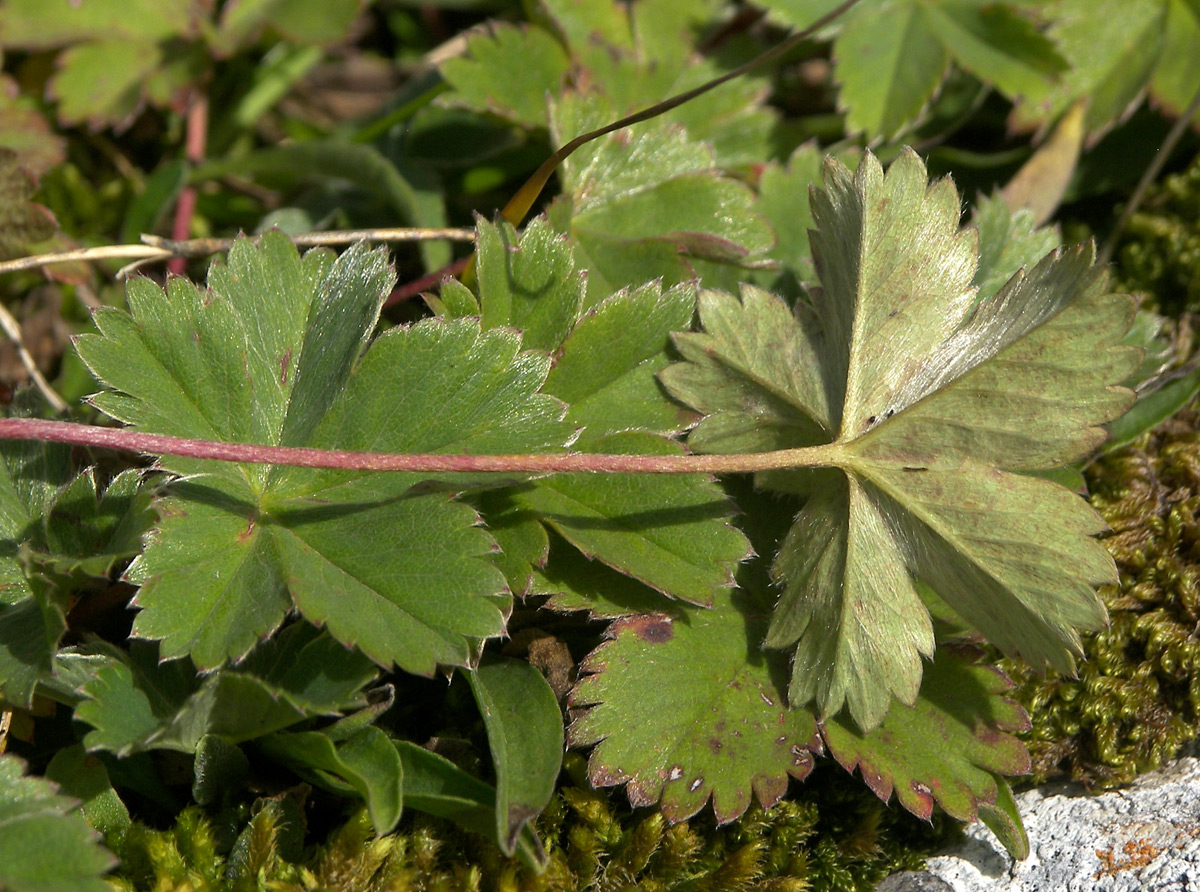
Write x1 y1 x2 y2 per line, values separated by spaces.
1 24 1162 887
757 0 1200 142
0 0 365 130
0 135 1140 888
0 1 1191 889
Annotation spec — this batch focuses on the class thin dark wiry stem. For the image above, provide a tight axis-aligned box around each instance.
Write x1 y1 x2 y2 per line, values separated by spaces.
496 0 862 231
386 256 472 307
0 418 845 475
1099 80 1200 266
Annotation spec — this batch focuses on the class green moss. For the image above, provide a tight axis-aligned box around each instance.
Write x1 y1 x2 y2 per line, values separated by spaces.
1001 405 1200 788
1115 151 1200 313
105 755 946 892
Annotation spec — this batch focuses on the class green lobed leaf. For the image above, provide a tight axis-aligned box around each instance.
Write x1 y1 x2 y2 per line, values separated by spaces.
77 656 304 755
543 280 698 442
395 740 547 870
661 150 1139 731
77 234 573 672
216 0 365 50
920 2 1065 103
537 0 775 167
822 647 1030 836
73 628 376 756
1149 0 1200 118
547 95 773 306
76 232 337 485
49 41 165 129
45 745 132 845
38 468 154 581
0 0 197 46
0 754 116 892
569 592 819 824
971 192 1061 304
1010 0 1166 140
440 23 570 128
466 655 563 854
0 409 73 706
511 432 749 606
258 727 404 835
832 2 949 140
0 149 58 259
473 216 584 352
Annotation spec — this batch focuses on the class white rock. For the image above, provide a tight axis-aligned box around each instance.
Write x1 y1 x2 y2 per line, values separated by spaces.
879 757 1200 892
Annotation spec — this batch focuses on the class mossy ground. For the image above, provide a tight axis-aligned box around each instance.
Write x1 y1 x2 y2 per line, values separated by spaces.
104 755 949 892
1117 155 1200 315
1002 405 1200 789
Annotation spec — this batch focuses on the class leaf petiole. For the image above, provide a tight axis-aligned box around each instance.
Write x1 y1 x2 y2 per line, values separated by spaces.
0 417 846 475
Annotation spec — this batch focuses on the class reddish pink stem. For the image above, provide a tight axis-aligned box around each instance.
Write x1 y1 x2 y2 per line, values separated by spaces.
0 418 839 475
167 95 209 276
386 257 471 307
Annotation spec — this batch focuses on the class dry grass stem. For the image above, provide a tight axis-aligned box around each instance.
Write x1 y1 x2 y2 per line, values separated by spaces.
0 227 477 279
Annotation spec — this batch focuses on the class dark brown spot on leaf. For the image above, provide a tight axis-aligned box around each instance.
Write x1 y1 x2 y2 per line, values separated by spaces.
236 517 256 544
617 613 674 643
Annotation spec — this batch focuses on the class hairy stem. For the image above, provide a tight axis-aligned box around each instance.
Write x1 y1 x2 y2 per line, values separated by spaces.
0 418 846 474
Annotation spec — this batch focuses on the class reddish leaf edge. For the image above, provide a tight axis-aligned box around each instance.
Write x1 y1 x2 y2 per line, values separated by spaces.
820 647 1032 824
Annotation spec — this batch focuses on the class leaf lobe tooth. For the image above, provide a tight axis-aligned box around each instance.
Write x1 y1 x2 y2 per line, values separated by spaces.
790 745 812 771
626 779 656 807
